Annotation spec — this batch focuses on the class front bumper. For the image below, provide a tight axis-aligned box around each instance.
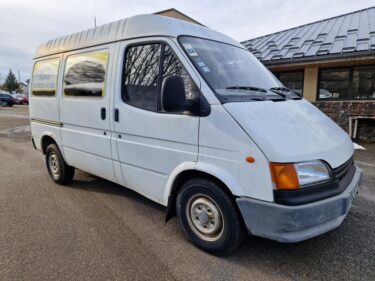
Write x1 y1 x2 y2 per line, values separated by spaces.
236 165 363 243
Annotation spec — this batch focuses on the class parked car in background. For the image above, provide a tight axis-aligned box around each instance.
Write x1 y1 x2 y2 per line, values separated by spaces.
12 94 21 104
22 95 29 105
15 94 29 105
0 93 16 106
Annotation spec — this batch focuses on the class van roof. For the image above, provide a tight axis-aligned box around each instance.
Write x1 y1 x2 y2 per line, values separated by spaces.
34 14 242 59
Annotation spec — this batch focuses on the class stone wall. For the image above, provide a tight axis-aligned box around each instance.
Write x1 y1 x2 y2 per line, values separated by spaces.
313 101 375 141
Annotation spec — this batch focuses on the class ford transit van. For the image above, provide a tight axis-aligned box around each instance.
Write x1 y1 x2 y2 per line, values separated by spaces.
30 14 362 255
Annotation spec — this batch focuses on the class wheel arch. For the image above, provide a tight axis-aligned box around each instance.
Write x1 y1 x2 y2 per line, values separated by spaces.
40 133 60 155
164 163 243 222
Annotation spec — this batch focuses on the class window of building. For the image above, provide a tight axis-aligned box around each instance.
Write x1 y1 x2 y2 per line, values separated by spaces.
63 50 109 97
273 71 304 95
32 59 60 96
318 66 375 100
318 68 350 100
352 66 375 100
123 42 200 113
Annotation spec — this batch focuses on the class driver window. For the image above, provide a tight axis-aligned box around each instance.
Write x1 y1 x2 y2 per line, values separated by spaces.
122 42 201 114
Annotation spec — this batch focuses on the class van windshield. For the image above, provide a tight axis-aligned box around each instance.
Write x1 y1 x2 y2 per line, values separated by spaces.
179 36 291 102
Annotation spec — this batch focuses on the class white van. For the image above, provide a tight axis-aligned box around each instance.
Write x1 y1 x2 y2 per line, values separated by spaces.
30 14 362 255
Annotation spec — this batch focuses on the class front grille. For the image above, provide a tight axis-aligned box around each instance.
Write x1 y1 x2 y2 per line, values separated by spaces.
333 156 354 181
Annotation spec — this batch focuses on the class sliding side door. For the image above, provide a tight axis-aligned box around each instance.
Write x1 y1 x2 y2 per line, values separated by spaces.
59 45 116 182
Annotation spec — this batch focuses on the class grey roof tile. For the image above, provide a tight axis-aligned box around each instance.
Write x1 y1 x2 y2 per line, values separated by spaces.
242 6 375 63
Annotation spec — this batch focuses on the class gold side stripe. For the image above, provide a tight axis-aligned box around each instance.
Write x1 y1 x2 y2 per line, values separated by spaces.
30 118 63 127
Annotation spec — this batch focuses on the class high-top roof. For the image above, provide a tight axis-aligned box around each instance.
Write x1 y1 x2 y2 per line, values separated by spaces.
34 14 240 59
242 6 375 65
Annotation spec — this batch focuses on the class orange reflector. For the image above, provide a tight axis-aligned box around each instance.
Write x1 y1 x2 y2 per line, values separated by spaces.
269 163 299 190
246 156 256 163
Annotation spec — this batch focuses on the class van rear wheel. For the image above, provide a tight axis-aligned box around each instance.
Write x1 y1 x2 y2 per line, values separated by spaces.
46 144 75 184
176 178 245 256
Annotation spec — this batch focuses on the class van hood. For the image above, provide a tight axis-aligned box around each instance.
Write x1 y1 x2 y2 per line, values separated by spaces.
224 99 353 168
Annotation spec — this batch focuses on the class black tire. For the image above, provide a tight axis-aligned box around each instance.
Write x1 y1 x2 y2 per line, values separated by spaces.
45 143 75 184
176 178 245 256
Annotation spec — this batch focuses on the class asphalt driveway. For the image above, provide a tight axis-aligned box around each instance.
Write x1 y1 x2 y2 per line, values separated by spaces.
0 106 374 281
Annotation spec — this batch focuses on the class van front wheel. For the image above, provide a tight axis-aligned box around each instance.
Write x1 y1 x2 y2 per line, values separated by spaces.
45 144 75 184
176 178 245 256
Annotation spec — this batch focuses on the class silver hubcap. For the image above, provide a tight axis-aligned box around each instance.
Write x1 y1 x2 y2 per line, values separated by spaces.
49 153 60 179
186 194 224 241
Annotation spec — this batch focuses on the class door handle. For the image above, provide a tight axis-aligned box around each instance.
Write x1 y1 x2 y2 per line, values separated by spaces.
114 108 119 122
101 107 106 120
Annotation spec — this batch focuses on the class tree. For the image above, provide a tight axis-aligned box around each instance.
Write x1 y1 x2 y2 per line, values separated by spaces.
4 70 19 93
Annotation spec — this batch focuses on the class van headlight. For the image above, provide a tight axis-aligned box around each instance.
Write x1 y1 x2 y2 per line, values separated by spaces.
270 160 332 190
294 160 332 186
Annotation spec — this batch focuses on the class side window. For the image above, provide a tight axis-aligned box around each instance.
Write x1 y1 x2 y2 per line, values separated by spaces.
122 42 201 114
32 59 60 96
123 44 161 111
162 45 200 111
63 51 109 97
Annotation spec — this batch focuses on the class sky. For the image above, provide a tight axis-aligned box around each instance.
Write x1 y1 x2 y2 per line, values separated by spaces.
0 0 374 83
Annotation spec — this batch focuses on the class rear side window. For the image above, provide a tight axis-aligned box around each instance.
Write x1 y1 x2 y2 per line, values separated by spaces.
32 59 60 96
63 50 109 97
123 44 161 111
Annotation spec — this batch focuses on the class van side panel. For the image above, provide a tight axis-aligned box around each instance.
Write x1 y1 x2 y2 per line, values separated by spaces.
30 56 63 152
29 98 60 123
114 104 199 204
59 45 117 183
198 104 274 202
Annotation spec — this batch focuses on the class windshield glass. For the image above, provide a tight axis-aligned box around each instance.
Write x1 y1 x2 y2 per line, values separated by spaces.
179 36 286 102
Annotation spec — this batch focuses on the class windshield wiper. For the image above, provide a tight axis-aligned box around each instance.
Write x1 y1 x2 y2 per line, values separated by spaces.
226 86 267 93
269 87 302 97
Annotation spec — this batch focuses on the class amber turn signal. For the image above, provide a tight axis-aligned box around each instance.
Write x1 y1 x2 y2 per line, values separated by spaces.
245 156 256 163
269 163 299 190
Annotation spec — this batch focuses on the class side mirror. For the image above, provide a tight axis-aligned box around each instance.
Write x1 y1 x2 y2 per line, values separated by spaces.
161 75 186 112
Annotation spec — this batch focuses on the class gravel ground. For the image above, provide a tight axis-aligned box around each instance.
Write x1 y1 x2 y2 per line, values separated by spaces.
0 105 374 281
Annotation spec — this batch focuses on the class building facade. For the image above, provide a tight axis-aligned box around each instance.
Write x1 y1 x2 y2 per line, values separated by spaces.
154 8 204 26
242 7 375 141
19 82 29 96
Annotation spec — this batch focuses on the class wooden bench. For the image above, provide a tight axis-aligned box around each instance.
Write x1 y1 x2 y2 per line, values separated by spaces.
348 115 375 138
